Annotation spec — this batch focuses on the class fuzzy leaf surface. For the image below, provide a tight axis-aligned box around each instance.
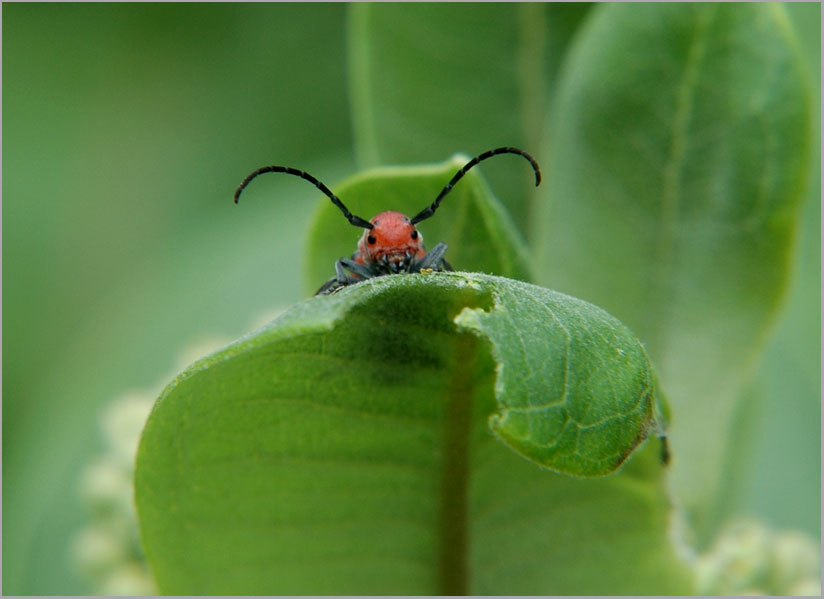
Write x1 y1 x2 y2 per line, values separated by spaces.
135 273 689 594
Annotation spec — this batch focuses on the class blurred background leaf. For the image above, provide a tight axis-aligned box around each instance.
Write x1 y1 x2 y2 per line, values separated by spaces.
734 1 821 539
2 2 819 594
532 2 812 548
349 3 592 233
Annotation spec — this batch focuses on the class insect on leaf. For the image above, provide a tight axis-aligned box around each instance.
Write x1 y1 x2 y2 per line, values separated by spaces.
304 156 535 294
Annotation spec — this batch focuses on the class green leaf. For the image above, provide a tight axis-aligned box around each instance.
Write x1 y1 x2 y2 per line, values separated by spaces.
135 273 690 594
455 280 661 476
303 156 533 294
533 3 812 545
348 3 592 231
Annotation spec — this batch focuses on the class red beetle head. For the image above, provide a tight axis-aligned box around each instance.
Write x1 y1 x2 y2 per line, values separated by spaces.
357 210 425 265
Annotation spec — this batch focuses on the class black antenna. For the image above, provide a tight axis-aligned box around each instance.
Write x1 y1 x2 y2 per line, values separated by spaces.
410 147 541 225
234 165 373 230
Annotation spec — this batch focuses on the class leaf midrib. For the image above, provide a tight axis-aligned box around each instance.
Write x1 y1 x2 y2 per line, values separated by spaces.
652 4 716 352
439 330 478 595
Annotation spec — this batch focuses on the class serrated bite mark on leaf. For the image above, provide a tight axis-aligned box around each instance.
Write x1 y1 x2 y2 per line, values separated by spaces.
454 278 659 477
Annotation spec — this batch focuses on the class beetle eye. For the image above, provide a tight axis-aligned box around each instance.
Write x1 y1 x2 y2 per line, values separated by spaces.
367 235 377 244
411 230 418 240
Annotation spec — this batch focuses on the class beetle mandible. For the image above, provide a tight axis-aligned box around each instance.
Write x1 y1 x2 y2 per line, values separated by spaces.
234 146 541 295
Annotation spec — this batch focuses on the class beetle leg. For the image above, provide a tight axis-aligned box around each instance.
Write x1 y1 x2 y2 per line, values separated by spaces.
316 259 353 295
340 258 376 280
415 242 450 271
334 259 356 284
315 276 343 295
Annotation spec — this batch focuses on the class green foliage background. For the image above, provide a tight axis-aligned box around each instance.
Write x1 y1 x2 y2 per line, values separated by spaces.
2 3 819 594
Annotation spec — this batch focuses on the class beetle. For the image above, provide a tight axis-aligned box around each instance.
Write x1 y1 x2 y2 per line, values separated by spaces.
234 146 541 295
